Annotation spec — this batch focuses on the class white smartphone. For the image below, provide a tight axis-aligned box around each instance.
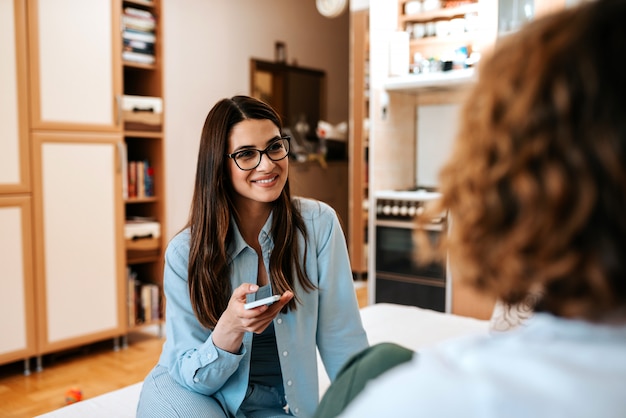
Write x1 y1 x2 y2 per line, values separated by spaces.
244 294 281 310
244 284 280 310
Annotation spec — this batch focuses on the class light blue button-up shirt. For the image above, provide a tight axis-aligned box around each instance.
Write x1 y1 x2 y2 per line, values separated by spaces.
158 198 369 417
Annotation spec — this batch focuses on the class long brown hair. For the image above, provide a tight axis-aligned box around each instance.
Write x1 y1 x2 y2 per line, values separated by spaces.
422 0 626 321
187 95 314 329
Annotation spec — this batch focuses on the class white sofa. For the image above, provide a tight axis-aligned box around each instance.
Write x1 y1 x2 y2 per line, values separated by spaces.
36 303 491 418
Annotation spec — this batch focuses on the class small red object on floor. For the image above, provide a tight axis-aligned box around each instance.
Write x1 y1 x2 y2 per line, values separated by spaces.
65 387 82 404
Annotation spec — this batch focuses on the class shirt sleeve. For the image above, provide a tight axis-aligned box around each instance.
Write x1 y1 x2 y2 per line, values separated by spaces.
159 233 246 395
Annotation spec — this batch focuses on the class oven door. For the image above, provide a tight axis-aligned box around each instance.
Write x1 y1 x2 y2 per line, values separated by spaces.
375 219 446 312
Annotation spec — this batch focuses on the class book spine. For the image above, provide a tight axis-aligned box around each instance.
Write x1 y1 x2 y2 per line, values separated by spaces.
128 161 137 198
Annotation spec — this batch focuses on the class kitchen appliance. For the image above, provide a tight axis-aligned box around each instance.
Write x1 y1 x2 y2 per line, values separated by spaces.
370 189 449 312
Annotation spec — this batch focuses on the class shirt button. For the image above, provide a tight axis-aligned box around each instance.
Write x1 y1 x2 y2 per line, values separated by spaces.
193 377 199 383
294 408 299 413
277 318 283 324
287 380 293 386
282 351 288 356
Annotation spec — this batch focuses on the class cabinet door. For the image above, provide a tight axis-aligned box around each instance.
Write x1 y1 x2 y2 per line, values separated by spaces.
0 0 30 193
0 196 36 364
27 0 122 131
32 133 126 353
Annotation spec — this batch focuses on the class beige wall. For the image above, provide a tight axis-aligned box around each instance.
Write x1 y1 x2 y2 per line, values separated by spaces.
163 0 350 238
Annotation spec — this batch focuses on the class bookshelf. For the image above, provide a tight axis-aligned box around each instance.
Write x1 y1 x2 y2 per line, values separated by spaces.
122 0 166 332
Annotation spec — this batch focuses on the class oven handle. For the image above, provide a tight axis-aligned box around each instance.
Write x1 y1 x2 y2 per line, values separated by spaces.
375 219 444 231
376 272 446 287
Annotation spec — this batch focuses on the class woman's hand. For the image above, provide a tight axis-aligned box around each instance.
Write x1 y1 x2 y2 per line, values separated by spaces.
211 283 293 353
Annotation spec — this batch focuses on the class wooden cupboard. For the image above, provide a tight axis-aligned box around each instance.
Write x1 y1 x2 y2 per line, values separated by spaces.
0 197 36 372
31 134 127 355
27 0 122 132
26 0 127 360
0 0 36 372
348 8 370 279
0 0 166 371
0 0 30 195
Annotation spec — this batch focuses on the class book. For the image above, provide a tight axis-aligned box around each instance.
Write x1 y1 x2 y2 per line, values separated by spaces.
122 14 156 32
128 161 137 198
124 7 155 20
123 39 155 55
123 28 157 43
123 50 155 65
144 161 154 197
137 160 145 198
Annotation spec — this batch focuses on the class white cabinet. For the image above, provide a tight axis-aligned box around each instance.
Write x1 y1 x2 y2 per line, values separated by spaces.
0 0 29 193
27 0 121 131
25 0 127 357
0 0 37 370
0 197 36 368
32 134 125 354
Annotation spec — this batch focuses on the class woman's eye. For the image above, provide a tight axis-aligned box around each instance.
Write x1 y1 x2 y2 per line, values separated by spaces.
237 150 257 160
268 142 283 152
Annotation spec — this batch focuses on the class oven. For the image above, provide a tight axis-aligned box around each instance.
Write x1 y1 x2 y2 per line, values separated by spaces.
371 190 448 312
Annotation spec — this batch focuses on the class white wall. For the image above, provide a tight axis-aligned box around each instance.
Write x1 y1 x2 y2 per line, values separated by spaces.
416 104 460 188
163 0 349 238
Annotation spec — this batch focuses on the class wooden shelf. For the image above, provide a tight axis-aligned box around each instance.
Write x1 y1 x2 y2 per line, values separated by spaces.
410 33 473 48
123 61 158 71
384 68 476 92
126 196 159 204
124 131 163 139
123 0 165 330
124 0 155 7
400 2 479 25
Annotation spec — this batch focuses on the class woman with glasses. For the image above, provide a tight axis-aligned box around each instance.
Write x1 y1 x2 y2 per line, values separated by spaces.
137 95 368 417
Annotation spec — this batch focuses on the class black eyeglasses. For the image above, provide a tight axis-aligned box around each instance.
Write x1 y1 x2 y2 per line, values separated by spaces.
226 136 290 171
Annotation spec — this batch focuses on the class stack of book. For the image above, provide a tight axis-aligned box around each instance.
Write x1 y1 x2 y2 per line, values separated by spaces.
126 159 154 199
122 7 156 65
127 268 161 326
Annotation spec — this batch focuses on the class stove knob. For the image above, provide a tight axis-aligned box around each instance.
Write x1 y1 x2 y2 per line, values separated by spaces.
382 203 391 215
391 203 400 216
407 204 417 217
399 204 408 216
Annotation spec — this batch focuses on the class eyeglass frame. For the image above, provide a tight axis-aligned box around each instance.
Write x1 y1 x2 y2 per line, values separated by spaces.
225 135 291 171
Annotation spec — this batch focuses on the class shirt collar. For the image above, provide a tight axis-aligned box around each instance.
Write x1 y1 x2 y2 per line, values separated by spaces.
227 211 275 260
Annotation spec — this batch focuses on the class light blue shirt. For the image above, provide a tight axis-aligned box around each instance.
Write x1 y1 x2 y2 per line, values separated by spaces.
340 313 626 418
158 197 369 418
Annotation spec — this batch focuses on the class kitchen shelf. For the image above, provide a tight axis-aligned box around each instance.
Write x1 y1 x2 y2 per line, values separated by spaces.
384 68 475 92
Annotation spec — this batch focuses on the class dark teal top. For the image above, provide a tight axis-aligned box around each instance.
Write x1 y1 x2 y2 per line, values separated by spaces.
249 321 283 392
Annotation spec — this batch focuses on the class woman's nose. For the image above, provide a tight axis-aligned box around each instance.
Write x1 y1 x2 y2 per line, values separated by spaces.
255 152 275 170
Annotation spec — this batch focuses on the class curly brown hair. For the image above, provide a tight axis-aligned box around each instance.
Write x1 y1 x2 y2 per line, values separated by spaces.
427 0 626 321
